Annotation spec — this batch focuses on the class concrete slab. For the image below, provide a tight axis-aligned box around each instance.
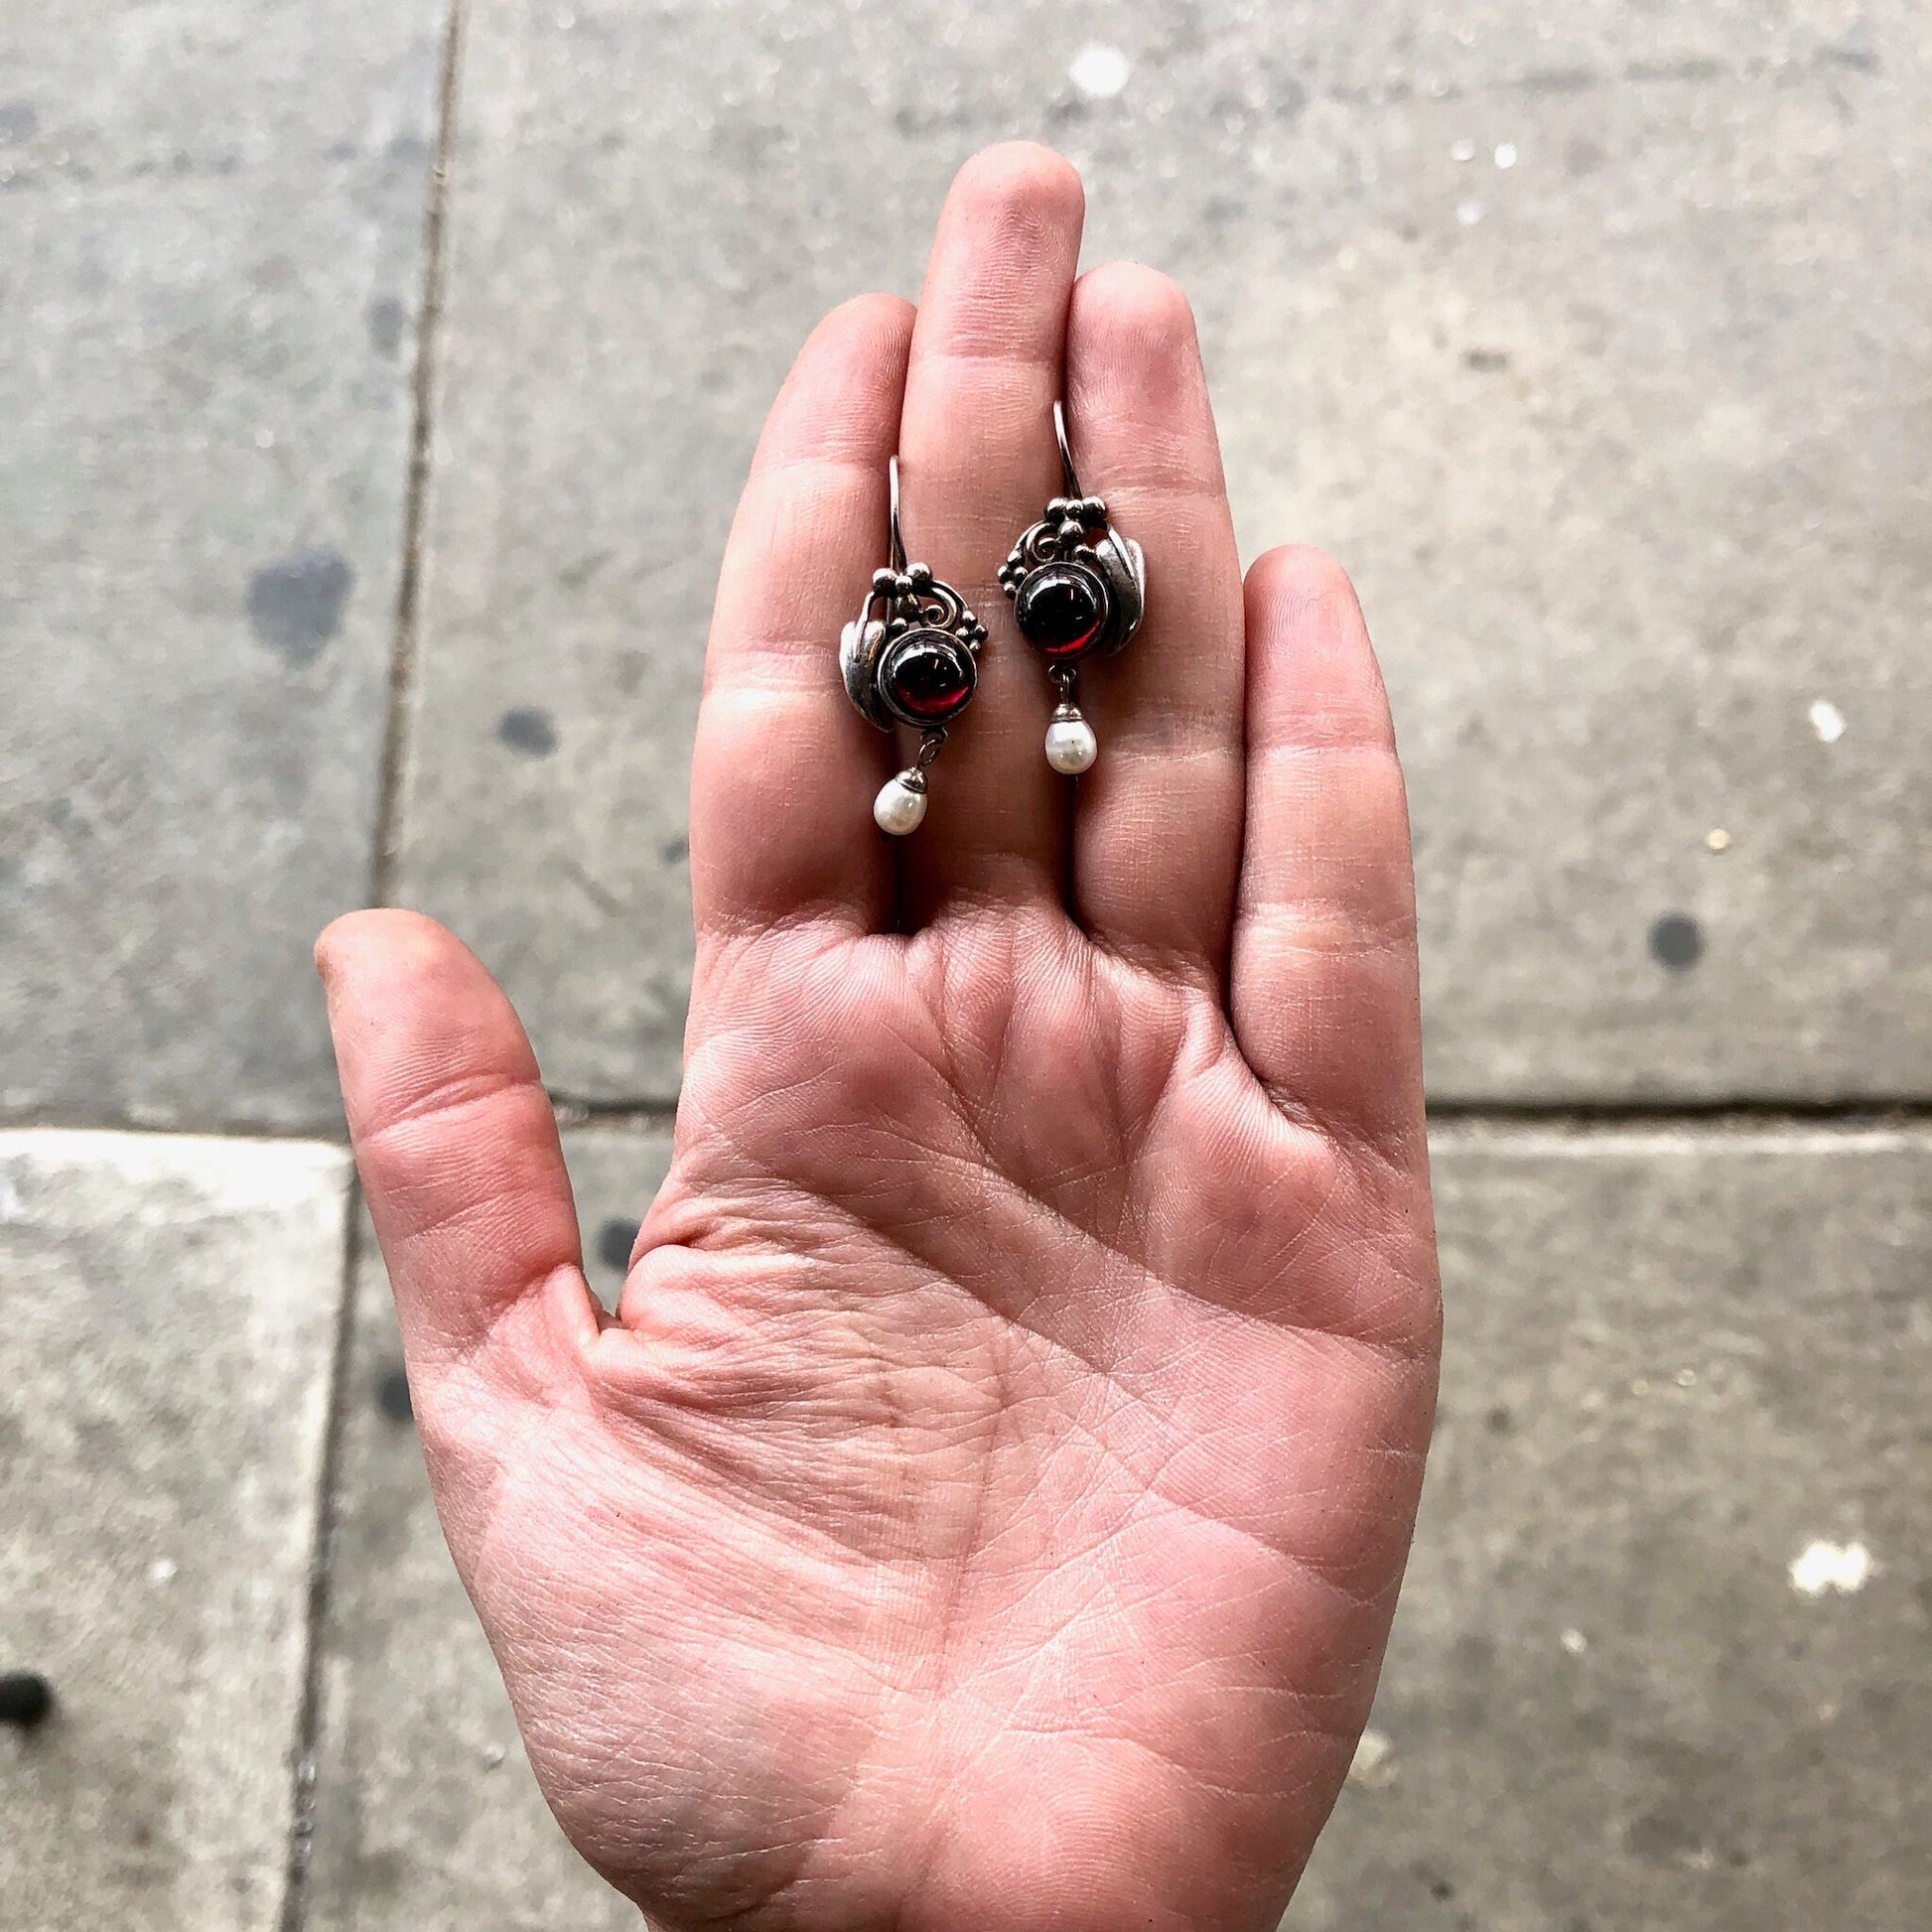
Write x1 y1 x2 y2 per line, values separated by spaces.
397 0 1929 1104
307 1127 670 1931
310 1124 1930 1929
0 2 447 1131
1289 1128 1932 1932
0 1129 351 1932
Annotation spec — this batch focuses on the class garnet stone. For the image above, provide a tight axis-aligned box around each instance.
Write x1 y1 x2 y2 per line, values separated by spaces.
880 629 976 726
1015 562 1110 661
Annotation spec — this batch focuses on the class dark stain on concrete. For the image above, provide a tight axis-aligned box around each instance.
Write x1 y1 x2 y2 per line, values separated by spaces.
247 547 354 664
1649 913 1706 970
496 707 559 757
366 295 407 358
1520 67 1597 94
377 1365 413 1425
597 1216 640 1274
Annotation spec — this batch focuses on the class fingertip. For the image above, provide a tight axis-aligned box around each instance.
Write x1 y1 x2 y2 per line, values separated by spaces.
318 910 545 1147
918 143 1086 365
949 140 1085 226
823 288 918 333
316 910 511 1058
1244 543 1359 611
1072 260 1200 359
799 291 917 374
1244 546 1396 753
756 294 915 477
316 906 461 989
1066 262 1224 505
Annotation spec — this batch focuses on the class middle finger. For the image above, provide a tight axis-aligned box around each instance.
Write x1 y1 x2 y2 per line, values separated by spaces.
895 143 1086 919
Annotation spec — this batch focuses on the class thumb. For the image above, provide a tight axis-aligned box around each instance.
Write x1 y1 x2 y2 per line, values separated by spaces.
318 909 592 1377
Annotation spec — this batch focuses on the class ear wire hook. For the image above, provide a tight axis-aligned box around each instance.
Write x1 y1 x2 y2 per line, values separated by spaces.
889 455 907 573
1052 400 1081 499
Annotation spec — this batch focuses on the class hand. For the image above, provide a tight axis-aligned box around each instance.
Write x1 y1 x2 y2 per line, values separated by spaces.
319 143 1439 1932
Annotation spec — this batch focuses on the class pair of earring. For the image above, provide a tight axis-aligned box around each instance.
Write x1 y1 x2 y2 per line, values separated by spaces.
841 403 1146 836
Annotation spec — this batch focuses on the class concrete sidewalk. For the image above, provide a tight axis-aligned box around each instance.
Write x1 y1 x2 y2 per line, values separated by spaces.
3 3 1927 1928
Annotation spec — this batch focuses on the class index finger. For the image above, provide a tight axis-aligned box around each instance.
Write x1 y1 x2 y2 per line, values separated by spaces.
689 294 915 943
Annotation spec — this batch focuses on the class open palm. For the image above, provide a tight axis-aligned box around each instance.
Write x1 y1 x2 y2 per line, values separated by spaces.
320 145 1439 1932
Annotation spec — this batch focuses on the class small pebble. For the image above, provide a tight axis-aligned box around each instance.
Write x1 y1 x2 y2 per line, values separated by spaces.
1068 45 1131 99
1347 1726 1397 1788
1706 827 1731 852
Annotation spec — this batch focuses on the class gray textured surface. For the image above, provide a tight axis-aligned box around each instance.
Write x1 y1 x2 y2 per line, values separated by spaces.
398 0 1930 1105
1288 1129 1932 1932
308 1128 671 1932
5 0 1930 1925
0 0 445 1130
0 1129 350 1932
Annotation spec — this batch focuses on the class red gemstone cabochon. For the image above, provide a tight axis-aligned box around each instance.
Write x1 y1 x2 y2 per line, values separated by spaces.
1015 563 1109 661
881 630 975 724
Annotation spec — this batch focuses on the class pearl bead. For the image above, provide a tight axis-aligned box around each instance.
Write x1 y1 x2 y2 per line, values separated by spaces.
873 772 928 836
1044 713 1098 774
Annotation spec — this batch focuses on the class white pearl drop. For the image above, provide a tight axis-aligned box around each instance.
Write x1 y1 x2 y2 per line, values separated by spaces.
1044 715 1098 774
873 774 927 836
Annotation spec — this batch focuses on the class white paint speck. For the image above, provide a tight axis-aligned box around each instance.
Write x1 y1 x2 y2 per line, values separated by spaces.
1450 137 1476 163
1494 142 1519 169
1560 1627 1588 1655
254 426 276 450
1789 1539 1872 1596
148 1557 178 1586
1068 45 1131 99
1809 698 1846 744
1456 200 1485 225
1347 1727 1398 1788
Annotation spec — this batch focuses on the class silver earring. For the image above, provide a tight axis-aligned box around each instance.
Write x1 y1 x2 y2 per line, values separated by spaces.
841 457 988 835
998 401 1146 774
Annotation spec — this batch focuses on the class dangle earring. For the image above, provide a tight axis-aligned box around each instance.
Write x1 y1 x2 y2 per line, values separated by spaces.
998 401 1145 774
841 457 988 835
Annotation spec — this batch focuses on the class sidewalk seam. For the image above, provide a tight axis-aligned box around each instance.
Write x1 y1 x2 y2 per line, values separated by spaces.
369 0 469 912
7 1098 1932 1144
278 3 470 1927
